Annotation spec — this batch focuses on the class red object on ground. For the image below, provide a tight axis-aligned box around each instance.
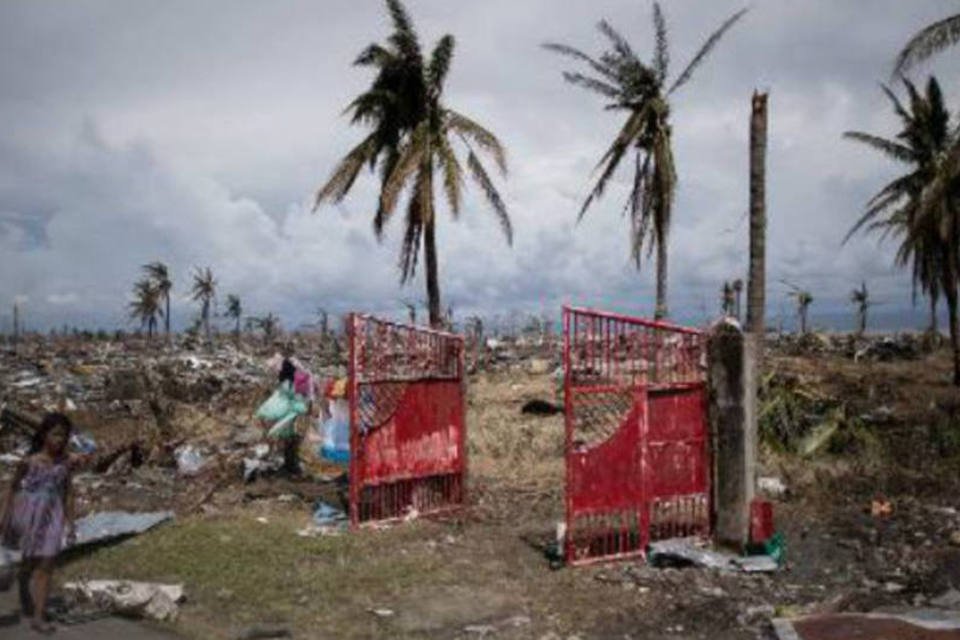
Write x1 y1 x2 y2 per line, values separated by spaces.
346 314 466 527
751 498 775 544
562 306 710 566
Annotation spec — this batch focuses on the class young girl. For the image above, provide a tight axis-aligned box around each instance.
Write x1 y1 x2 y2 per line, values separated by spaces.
1 412 77 634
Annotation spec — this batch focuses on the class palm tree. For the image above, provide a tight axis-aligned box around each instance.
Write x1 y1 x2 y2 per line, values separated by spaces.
544 4 747 319
793 290 813 335
190 267 217 346
316 308 329 336
143 262 172 337
721 281 735 317
844 77 959 382
256 313 280 344
732 278 744 321
129 279 163 338
850 281 871 335
314 0 512 328
747 92 769 336
225 294 242 341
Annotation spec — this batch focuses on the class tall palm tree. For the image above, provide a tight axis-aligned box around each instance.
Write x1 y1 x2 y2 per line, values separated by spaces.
850 281 870 335
732 278 744 321
844 77 959 382
129 279 163 338
143 262 172 337
544 3 747 319
225 294 242 341
792 290 813 335
314 0 512 328
191 267 217 346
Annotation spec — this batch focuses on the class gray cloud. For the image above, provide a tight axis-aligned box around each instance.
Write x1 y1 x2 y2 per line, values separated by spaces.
1 0 959 333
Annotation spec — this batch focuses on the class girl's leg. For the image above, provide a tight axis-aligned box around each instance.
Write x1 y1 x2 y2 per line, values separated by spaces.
17 559 34 618
30 558 55 632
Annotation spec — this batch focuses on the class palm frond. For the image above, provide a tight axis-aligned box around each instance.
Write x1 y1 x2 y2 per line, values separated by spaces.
561 71 622 99
313 134 379 210
668 7 748 95
880 83 911 122
541 43 620 83
597 19 637 63
445 110 507 174
844 131 916 163
466 151 513 245
385 0 422 61
653 2 669 84
579 108 648 220
354 43 395 68
438 136 464 217
428 35 455 94
894 12 960 76
379 123 429 230
398 166 430 283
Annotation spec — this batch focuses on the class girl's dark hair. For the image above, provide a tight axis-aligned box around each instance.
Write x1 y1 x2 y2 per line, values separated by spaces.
30 412 73 455
279 358 296 385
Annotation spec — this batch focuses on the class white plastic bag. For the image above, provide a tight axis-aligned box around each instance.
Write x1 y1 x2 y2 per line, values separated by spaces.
0 547 17 592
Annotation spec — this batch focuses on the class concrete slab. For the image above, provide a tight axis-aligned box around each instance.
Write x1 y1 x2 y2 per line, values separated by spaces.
0 587 180 639
773 610 960 640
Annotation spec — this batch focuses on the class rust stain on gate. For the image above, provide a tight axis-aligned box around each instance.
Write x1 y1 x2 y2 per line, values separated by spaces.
563 306 710 565
347 314 466 527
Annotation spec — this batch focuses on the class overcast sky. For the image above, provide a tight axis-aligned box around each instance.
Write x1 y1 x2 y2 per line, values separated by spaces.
2 0 959 333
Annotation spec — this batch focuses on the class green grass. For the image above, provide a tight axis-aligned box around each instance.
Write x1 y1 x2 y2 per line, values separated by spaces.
61 513 454 639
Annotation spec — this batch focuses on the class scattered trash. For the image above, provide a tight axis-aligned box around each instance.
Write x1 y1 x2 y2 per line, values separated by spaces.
174 444 206 476
234 625 293 640
0 453 22 465
320 397 350 463
64 580 185 622
464 624 497 635
69 432 98 455
313 501 348 527
370 608 395 618
647 537 780 573
931 589 960 609
758 476 787 498
0 547 16 592
71 511 174 548
950 531 960 547
521 399 563 416
871 499 894 518
256 517 269 524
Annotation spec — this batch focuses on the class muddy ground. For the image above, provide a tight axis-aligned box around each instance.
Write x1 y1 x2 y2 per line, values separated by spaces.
1 336 959 639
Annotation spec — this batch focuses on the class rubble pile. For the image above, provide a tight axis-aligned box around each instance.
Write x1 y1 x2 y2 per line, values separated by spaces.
768 332 936 361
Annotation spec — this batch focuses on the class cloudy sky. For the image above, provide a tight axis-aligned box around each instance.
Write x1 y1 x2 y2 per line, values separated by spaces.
2 0 959 334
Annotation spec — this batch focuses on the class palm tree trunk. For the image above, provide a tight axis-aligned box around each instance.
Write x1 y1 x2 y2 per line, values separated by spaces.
946 277 960 386
203 301 211 345
424 218 442 328
735 291 742 323
165 294 171 338
746 91 768 336
654 236 668 320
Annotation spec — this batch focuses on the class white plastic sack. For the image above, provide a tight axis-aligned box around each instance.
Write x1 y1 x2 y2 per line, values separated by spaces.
320 399 350 462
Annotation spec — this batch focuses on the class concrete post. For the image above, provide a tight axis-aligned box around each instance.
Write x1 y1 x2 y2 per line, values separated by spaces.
708 320 757 549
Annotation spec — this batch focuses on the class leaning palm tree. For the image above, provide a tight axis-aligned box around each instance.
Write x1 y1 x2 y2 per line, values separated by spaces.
225 294 242 341
143 262 172 338
314 0 512 328
190 267 217 346
129 279 163 339
544 3 747 319
844 77 959 382
850 281 871 335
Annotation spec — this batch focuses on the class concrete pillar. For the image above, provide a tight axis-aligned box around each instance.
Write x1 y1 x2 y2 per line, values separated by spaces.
708 320 757 549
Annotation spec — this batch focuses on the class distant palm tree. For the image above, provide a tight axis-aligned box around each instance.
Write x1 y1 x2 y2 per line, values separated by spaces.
794 291 813 335
190 267 217 346
143 262 172 337
314 0 512 328
721 281 735 317
316 308 329 336
225 294 242 340
129 279 163 338
732 278 744 322
257 313 280 344
544 3 747 319
850 281 871 335
402 300 417 325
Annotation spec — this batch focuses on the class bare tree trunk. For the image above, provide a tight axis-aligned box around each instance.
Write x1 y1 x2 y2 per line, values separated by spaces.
746 91 768 336
424 219 442 329
859 308 867 335
800 308 807 335
165 294 171 338
735 290 742 323
654 236 668 320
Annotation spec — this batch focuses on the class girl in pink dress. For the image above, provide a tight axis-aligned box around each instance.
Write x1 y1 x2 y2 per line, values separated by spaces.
1 413 77 634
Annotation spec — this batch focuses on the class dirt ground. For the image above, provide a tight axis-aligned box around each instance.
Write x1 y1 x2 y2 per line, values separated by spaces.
3 341 960 639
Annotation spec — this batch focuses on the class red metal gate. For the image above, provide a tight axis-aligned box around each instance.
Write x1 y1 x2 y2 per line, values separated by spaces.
347 314 466 527
563 306 710 565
